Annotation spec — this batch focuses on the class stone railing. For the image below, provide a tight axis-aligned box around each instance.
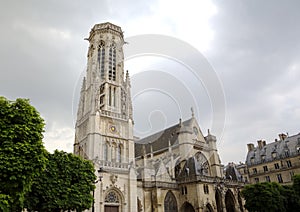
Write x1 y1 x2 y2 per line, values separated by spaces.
100 110 127 120
142 181 178 189
96 160 129 170
177 175 245 187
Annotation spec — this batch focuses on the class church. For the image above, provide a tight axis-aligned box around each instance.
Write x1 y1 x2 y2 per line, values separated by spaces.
74 22 244 212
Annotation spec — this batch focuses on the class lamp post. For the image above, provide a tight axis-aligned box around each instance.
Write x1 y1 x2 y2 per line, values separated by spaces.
92 168 104 212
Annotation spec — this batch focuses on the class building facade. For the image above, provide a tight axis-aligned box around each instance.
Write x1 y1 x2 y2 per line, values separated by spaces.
243 133 300 184
74 22 245 212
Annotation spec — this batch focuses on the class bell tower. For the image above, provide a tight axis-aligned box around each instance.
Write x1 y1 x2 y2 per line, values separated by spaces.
74 22 137 212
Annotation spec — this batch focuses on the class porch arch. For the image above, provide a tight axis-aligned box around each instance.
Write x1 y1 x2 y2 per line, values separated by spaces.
225 189 236 212
180 202 195 212
104 188 124 212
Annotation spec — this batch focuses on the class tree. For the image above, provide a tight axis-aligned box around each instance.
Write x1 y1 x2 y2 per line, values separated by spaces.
281 185 300 212
25 150 96 212
241 182 285 212
292 174 300 197
0 97 47 211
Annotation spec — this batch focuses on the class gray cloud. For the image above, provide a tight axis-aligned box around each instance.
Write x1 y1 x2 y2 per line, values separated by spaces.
1 0 299 164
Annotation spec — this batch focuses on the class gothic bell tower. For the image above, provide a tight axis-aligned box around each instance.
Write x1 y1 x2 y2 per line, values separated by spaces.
74 22 137 212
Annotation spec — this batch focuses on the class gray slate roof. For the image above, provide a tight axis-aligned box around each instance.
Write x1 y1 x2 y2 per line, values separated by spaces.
135 118 193 158
246 133 300 165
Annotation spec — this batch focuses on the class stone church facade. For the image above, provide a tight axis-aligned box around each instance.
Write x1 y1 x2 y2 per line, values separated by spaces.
74 22 245 212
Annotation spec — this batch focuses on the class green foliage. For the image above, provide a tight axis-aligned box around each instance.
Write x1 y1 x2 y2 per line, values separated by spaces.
0 194 10 212
281 185 300 212
292 174 300 197
241 182 285 212
25 150 96 212
241 176 300 212
0 96 47 210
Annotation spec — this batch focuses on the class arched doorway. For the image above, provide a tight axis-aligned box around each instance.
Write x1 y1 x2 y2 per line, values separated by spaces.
215 189 223 212
164 191 178 212
180 202 195 212
104 190 122 212
205 203 214 212
225 189 236 212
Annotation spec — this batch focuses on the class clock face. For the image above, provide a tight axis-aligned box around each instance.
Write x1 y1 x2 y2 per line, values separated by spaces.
110 125 117 133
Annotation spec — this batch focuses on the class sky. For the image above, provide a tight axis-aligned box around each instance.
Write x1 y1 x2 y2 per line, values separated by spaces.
1 0 300 165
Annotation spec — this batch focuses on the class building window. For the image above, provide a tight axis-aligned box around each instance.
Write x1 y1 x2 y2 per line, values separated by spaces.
181 186 187 195
286 160 292 168
111 143 116 161
261 155 266 162
203 184 209 194
108 43 116 81
277 174 283 183
253 168 257 174
254 178 259 183
272 151 277 159
164 191 178 212
274 163 280 169
98 41 105 79
105 190 119 203
250 157 255 164
265 176 271 182
113 87 116 107
297 146 300 153
263 166 268 172
116 145 121 163
285 150 290 157
109 86 112 106
103 143 108 161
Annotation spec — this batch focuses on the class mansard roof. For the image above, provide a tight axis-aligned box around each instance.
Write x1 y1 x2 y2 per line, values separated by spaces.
135 118 194 158
246 133 300 166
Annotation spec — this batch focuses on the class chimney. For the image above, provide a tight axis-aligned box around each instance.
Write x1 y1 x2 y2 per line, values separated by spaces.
262 140 266 146
247 143 255 152
257 140 263 149
279 133 287 141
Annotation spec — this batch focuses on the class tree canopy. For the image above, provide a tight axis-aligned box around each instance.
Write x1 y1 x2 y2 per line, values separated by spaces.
241 182 285 212
0 97 47 211
241 176 300 212
25 150 96 212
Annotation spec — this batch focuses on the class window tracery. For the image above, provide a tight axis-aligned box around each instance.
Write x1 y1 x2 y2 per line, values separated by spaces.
109 43 116 81
98 41 105 79
105 191 120 203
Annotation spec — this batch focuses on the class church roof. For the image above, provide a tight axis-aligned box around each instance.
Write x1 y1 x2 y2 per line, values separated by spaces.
135 118 194 158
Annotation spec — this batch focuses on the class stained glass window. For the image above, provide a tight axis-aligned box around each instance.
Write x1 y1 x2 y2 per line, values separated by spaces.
105 191 119 203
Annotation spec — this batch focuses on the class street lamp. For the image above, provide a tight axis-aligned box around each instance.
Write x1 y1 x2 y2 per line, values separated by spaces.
92 168 104 212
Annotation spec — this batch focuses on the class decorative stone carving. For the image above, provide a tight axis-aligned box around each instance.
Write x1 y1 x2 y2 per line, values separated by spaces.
110 174 118 184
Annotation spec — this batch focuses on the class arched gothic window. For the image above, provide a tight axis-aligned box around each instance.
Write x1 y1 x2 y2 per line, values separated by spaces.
194 152 210 176
103 143 108 161
108 43 116 81
164 191 178 212
98 41 105 79
116 145 122 163
109 86 112 106
111 143 116 161
113 87 116 107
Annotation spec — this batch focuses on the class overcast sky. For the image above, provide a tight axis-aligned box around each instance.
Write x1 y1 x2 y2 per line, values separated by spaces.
1 0 299 165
